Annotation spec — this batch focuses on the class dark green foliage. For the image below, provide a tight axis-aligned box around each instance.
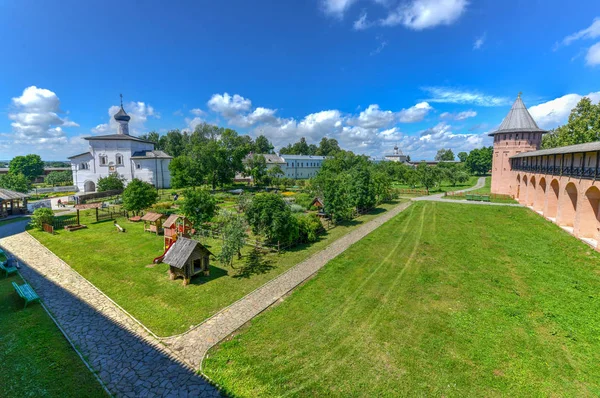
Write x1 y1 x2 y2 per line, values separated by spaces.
245 193 298 244
181 189 216 226
253 135 274 154
169 155 203 188
246 154 268 186
122 178 158 213
234 247 274 279
0 172 31 193
30 208 54 230
416 162 441 193
216 210 247 267
45 170 73 186
457 151 468 162
9 154 44 181
295 213 323 243
542 97 600 149
96 173 125 192
435 148 455 161
465 146 493 175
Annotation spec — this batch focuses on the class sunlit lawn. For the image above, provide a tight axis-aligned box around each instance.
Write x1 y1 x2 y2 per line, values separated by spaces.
443 177 518 203
0 275 106 397
394 175 479 195
205 202 600 397
29 200 404 336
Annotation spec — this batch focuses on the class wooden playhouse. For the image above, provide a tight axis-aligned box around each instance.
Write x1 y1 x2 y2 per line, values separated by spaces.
141 212 166 235
162 237 213 285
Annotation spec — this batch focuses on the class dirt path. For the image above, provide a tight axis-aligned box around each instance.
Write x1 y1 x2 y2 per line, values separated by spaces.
162 201 413 370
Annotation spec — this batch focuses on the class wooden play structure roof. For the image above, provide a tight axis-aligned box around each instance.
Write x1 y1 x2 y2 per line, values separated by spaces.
163 214 183 228
163 237 213 269
141 212 164 222
0 189 29 201
74 203 102 210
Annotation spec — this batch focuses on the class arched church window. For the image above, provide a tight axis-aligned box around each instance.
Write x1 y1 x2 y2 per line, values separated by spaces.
136 163 141 170
116 154 123 166
99 155 108 166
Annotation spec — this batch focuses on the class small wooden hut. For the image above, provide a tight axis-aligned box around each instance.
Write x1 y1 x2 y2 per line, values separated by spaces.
163 214 193 250
310 197 325 209
0 189 29 218
163 237 212 285
141 212 166 235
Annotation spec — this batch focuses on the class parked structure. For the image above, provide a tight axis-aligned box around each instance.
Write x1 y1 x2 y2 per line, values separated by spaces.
69 96 172 193
491 93 600 249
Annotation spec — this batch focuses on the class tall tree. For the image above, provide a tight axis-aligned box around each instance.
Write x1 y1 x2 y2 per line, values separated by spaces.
541 97 600 149
0 172 31 193
9 154 44 181
181 189 216 226
457 151 468 162
416 162 441 194
245 193 298 244
435 148 455 161
122 179 158 214
246 154 268 186
316 137 341 156
465 147 493 175
253 135 274 154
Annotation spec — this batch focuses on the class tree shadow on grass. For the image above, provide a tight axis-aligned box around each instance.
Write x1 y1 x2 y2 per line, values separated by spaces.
233 248 275 279
189 265 229 286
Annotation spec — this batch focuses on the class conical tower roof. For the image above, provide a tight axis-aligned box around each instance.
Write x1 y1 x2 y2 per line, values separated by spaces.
488 94 546 136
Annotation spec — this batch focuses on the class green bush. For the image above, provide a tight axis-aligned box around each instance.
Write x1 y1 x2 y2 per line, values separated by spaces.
296 213 323 243
294 193 313 210
290 204 305 213
30 207 54 230
97 173 125 192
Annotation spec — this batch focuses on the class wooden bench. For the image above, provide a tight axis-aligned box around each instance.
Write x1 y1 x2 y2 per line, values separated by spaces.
466 194 474 201
12 281 40 308
0 260 17 277
481 195 491 202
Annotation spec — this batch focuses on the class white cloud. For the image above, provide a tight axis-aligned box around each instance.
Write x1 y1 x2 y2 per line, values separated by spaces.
440 110 477 120
398 102 432 122
354 12 370 30
528 91 600 129
190 108 205 116
183 117 204 133
8 86 79 149
586 42 600 66
349 104 395 129
422 87 509 107
381 0 467 30
559 18 600 47
91 101 157 136
321 0 358 17
370 36 388 55
473 33 486 50
208 93 252 117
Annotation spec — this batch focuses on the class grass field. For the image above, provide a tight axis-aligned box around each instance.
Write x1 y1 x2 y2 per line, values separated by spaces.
29 200 403 336
204 202 600 397
393 175 479 195
443 177 517 204
0 275 105 397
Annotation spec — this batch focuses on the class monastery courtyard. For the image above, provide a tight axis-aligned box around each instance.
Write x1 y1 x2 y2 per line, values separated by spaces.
2 186 600 396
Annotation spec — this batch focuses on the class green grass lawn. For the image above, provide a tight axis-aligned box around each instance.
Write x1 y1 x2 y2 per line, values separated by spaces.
29 200 404 336
0 216 29 227
204 202 600 397
393 175 480 195
0 275 106 397
443 177 518 204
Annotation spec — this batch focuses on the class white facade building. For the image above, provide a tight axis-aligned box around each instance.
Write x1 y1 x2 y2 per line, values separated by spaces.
384 145 409 163
243 154 327 180
69 101 172 192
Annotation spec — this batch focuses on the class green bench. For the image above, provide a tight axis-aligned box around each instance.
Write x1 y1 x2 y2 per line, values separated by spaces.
12 281 40 308
0 260 17 277
481 195 491 202
466 194 474 201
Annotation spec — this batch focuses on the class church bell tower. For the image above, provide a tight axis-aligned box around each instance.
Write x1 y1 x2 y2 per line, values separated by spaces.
114 94 131 135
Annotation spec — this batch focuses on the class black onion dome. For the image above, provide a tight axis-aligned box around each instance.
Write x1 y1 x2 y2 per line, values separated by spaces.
114 106 130 122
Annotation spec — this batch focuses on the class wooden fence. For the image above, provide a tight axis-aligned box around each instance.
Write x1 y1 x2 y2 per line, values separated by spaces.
97 207 128 221
395 188 429 195
42 223 54 234
53 215 78 229
444 191 514 200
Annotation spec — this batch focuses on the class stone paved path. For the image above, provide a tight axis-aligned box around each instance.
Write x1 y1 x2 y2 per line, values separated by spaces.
0 232 220 398
162 201 413 370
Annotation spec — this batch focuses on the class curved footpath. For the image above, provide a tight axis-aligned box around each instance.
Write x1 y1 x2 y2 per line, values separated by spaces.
412 177 523 207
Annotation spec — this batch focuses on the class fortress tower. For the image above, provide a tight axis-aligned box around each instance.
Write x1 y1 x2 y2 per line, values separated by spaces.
489 93 547 195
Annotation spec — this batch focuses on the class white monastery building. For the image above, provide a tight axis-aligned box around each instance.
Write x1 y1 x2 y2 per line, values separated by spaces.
384 145 409 163
244 154 327 180
69 98 172 192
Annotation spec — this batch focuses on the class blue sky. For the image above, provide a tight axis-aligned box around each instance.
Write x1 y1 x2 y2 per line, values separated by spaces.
1 0 599 160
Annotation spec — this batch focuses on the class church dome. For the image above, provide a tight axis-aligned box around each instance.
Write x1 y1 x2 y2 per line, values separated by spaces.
114 106 130 122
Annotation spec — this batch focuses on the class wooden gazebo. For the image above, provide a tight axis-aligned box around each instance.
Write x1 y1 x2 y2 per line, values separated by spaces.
0 189 29 218
141 212 166 235
163 237 212 285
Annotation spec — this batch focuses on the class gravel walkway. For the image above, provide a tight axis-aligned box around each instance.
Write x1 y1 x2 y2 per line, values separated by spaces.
162 201 413 370
0 232 220 398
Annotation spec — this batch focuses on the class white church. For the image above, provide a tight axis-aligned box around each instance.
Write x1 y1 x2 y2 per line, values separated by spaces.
69 97 172 192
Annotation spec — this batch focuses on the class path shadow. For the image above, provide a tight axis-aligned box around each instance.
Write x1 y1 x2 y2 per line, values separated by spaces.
3 245 222 397
0 219 30 239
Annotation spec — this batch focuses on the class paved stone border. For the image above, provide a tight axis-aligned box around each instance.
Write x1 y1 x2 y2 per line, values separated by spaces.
0 233 220 397
162 201 413 370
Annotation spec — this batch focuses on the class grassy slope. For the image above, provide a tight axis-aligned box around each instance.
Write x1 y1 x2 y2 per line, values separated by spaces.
394 175 480 194
30 201 403 336
0 275 105 397
204 202 600 397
